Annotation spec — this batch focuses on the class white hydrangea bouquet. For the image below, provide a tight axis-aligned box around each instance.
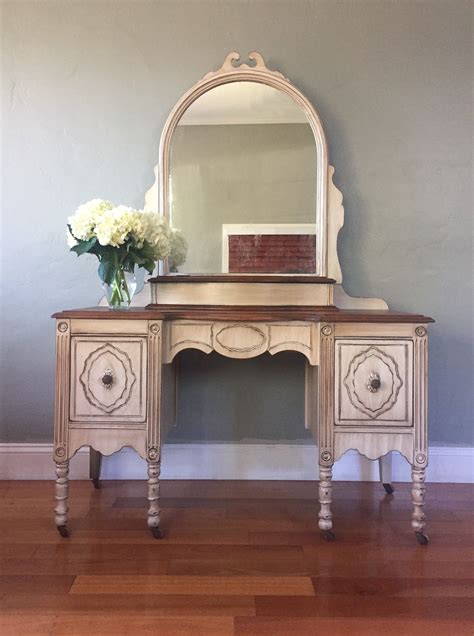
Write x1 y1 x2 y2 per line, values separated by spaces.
168 227 188 272
68 199 172 309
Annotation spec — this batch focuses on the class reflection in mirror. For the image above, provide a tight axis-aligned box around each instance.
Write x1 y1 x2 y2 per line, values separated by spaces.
168 81 317 274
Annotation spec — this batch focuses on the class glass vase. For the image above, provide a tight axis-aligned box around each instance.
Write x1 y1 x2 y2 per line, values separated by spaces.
102 270 137 310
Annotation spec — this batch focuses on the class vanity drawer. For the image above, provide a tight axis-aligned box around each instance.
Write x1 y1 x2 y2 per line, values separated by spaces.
335 339 413 426
165 320 317 363
70 337 147 422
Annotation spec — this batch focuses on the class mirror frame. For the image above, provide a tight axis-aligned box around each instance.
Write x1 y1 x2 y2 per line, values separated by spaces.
158 51 329 276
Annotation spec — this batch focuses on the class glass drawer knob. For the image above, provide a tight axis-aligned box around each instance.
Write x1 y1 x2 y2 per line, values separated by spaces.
367 373 381 392
101 369 114 389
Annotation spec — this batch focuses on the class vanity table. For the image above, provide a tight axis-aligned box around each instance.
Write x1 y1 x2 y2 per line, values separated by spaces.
53 52 433 544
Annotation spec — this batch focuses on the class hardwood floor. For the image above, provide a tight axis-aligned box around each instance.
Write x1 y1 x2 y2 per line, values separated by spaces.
0 480 472 635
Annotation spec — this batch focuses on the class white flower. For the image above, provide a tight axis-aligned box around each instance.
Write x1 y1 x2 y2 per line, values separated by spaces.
169 228 188 270
68 199 114 241
142 212 171 260
95 205 136 247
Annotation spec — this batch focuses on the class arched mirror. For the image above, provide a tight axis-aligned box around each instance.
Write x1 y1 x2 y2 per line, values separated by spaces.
158 52 329 277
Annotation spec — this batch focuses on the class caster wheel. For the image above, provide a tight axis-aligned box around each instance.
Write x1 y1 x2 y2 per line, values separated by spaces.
150 526 163 539
383 483 394 495
57 525 70 538
415 531 429 545
92 479 101 489
322 529 336 542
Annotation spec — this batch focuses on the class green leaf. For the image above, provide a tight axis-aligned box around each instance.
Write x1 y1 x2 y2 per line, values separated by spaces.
70 237 97 256
139 242 157 260
92 244 114 259
127 250 146 266
98 256 118 285
143 259 156 274
121 257 136 274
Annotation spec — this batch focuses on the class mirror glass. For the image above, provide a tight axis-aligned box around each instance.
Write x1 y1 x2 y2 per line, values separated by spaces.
169 81 317 274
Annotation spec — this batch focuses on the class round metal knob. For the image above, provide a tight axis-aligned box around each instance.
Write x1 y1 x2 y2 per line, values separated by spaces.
367 372 381 392
101 369 114 389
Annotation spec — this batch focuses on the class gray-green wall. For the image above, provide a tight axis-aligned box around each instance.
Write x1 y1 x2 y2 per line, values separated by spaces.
1 1 472 446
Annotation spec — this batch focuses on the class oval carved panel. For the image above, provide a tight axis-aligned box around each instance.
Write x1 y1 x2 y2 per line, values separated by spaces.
343 346 403 419
213 323 268 357
80 343 136 414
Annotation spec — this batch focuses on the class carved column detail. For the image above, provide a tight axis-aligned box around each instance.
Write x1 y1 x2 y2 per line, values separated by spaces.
414 326 428 469
54 320 71 463
318 325 335 539
318 465 333 532
318 324 335 466
147 321 162 536
54 461 69 531
412 326 429 545
147 322 162 461
411 466 426 533
147 460 161 535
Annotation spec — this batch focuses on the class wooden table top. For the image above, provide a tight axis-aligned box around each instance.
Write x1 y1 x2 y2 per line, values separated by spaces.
53 305 434 323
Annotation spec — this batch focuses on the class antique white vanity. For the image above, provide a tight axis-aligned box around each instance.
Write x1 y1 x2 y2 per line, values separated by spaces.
53 52 433 543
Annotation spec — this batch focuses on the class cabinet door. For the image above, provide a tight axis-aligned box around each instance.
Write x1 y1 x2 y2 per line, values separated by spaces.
335 339 413 426
70 337 147 422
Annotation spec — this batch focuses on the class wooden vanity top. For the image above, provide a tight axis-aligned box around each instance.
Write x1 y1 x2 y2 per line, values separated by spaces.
148 275 336 284
53 305 434 323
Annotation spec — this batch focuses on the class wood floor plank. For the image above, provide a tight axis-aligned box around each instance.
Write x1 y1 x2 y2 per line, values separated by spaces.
159 479 322 500
32 543 302 561
0 557 170 576
0 574 75 595
167 555 309 576
234 616 474 636
0 543 39 558
311 576 474 597
0 613 235 635
249 528 396 545
70 575 315 596
71 511 237 530
302 543 474 563
304 556 474 579
0 525 251 545
146 528 252 544
389 519 474 535
254 594 474 620
0 614 55 635
0 497 91 519
1 593 256 616
250 528 474 547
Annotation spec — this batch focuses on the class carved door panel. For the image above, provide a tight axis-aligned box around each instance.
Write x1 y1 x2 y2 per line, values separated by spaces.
335 339 413 426
70 337 147 422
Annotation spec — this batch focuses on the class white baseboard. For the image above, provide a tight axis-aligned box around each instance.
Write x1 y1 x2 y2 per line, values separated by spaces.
0 443 473 483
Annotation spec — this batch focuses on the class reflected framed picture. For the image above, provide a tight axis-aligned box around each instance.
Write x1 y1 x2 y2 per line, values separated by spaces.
222 223 316 274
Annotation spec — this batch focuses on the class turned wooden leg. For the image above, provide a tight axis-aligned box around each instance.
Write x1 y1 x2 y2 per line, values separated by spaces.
89 448 103 489
147 460 162 538
412 466 429 545
319 465 335 540
379 453 394 495
54 461 70 537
